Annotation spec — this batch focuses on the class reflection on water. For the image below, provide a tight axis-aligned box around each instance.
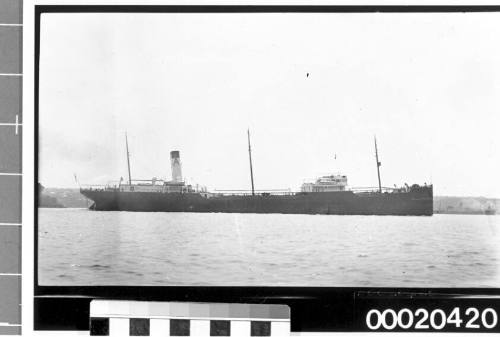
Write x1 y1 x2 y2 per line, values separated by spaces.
38 209 500 287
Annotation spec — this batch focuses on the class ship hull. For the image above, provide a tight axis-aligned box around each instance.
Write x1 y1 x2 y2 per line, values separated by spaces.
80 188 433 216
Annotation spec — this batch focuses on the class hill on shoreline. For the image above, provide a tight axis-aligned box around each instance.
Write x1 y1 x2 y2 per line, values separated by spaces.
39 186 90 208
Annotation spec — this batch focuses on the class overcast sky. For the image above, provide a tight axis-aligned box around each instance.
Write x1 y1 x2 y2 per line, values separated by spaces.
39 12 500 197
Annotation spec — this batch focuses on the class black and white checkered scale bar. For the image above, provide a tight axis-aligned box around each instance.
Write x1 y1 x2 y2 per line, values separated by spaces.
90 300 290 336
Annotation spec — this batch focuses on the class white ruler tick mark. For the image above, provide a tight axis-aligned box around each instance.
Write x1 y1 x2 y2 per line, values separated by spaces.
0 115 21 135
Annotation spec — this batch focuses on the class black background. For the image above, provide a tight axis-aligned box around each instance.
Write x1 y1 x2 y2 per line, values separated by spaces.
35 5 500 332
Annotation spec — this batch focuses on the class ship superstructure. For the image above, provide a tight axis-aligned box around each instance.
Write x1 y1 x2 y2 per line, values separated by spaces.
117 150 206 194
301 175 348 193
112 134 206 195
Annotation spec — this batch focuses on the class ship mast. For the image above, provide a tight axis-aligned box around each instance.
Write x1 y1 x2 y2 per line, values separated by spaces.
374 136 382 193
247 129 255 196
125 132 132 185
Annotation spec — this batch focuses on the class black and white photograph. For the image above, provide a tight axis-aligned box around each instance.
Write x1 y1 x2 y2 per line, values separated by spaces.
37 9 500 292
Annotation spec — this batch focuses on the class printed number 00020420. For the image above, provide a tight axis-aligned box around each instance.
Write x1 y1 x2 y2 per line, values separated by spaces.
365 307 498 330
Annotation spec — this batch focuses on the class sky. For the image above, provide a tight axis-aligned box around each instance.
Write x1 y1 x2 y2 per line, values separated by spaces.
39 12 500 197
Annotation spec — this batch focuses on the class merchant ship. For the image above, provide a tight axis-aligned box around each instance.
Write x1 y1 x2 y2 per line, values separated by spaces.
80 132 433 216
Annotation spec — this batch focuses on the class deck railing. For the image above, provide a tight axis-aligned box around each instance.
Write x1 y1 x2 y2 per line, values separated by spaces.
80 184 119 191
80 184 428 195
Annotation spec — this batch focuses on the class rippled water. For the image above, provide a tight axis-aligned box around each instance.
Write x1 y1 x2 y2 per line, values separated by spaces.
38 208 500 287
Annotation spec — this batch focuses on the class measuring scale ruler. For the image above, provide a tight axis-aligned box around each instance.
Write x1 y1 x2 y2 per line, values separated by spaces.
0 0 22 334
90 300 290 337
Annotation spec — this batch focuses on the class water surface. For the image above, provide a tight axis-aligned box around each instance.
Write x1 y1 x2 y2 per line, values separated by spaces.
38 209 500 287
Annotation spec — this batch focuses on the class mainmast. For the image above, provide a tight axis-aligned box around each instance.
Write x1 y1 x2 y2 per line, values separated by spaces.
374 136 382 193
125 132 132 185
247 129 255 196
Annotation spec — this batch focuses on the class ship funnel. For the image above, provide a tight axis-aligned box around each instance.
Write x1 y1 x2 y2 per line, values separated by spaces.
170 151 183 183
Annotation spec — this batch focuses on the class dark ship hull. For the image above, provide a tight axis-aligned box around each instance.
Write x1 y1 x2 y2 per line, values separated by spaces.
80 186 433 216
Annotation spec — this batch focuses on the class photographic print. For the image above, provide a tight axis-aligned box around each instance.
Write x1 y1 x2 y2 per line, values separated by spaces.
37 10 500 288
